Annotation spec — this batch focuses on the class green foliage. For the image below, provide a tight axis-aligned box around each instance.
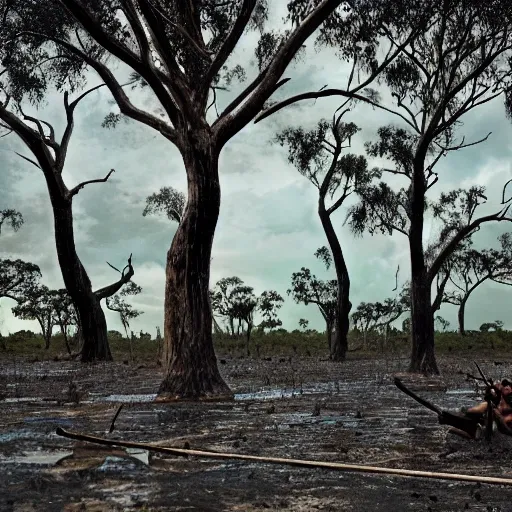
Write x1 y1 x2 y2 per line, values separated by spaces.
443 234 512 309
142 187 186 224
347 183 409 237
276 118 379 206
0 209 23 235
105 281 143 337
287 250 338 334
434 315 450 333
211 277 284 339
0 259 42 302
11 284 56 347
314 246 332 271
352 287 410 335
431 187 487 231
365 126 417 177
101 112 122 129
480 320 504 333
258 290 284 331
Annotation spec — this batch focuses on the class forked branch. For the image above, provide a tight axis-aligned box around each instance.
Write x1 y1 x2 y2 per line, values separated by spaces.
94 254 134 300
67 169 115 198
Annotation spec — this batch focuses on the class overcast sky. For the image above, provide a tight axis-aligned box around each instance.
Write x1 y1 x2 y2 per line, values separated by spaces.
1 3 512 338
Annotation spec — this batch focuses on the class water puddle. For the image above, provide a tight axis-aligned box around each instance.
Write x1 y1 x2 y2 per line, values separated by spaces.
0 449 73 465
3 397 43 403
235 382 358 401
445 388 476 395
0 429 39 443
125 448 149 465
100 394 157 403
96 454 147 472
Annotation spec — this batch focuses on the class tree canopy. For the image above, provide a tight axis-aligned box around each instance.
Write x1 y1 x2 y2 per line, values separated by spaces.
0 259 42 303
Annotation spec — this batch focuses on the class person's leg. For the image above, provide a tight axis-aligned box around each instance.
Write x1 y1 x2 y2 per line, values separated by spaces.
466 402 488 414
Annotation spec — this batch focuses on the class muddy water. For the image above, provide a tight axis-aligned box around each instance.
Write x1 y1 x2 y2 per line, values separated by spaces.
1 356 512 511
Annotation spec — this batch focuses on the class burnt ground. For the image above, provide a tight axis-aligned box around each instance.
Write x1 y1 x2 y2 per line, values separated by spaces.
1 353 512 511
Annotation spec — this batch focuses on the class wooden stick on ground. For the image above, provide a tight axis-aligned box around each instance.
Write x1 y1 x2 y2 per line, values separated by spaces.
109 404 124 433
56 427 512 486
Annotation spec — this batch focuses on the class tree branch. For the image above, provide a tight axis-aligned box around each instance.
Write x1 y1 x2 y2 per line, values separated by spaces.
14 151 42 169
428 208 512 283
253 23 422 127
501 178 512 204
94 254 134 301
145 0 211 59
67 169 115 199
18 29 180 145
213 0 343 148
206 0 256 87
253 88 416 131
58 0 185 123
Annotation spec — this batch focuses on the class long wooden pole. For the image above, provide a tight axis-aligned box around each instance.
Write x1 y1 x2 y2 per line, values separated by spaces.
56 427 512 486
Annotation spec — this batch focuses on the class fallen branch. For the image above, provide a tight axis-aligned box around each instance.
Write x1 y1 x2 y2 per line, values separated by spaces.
394 378 481 439
394 378 442 414
56 427 512 486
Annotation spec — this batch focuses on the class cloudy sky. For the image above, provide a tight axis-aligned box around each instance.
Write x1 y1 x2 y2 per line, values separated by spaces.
1 3 512 338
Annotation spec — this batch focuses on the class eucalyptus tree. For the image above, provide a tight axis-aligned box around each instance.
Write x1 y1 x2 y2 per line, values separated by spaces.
210 276 244 337
12 284 56 349
349 183 512 372
0 259 42 303
51 288 77 355
258 290 284 331
0 68 136 361
143 187 186 224
2 0 428 397
276 116 379 360
0 258 41 350
288 249 337 352
352 287 409 350
443 234 512 335
106 280 143 361
258 1 512 374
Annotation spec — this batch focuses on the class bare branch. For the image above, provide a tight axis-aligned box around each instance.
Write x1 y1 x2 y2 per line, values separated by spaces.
94 254 134 300
14 151 42 169
67 169 115 198
254 88 416 131
428 208 512 283
501 178 512 204
106 261 122 273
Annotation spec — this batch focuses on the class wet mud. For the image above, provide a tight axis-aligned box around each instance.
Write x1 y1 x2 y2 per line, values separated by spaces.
1 355 512 511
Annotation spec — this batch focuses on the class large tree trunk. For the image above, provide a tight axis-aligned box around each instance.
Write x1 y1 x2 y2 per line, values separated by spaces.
52 203 112 362
326 320 333 353
409 269 438 373
158 130 231 400
408 161 438 374
319 208 350 361
458 298 467 336
246 321 252 357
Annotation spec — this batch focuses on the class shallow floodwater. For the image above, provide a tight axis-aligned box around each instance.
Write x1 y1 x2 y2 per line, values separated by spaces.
2 355 512 511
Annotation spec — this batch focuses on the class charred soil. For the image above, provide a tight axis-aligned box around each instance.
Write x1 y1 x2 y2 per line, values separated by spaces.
1 354 512 511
